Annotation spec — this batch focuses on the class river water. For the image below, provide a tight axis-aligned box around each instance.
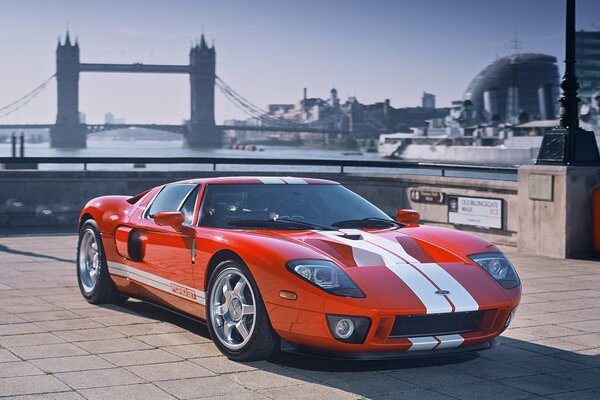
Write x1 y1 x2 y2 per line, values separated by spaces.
0 138 376 171
0 138 517 181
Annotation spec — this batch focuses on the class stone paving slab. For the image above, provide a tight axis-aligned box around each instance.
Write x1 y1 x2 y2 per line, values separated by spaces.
0 234 598 399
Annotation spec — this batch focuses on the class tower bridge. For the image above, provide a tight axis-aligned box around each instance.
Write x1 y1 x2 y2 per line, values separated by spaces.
52 33 220 148
0 32 351 148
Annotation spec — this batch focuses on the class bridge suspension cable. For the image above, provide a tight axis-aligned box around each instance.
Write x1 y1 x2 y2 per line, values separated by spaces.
0 74 55 119
215 75 343 129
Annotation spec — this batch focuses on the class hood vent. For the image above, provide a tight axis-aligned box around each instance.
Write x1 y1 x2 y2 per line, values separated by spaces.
341 233 363 241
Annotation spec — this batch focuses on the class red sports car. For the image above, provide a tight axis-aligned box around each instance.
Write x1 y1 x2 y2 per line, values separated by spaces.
77 176 520 361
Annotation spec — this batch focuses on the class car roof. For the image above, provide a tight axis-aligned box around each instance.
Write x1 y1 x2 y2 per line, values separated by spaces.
170 176 339 185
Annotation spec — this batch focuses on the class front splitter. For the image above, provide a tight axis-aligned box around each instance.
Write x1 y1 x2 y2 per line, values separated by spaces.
281 337 501 360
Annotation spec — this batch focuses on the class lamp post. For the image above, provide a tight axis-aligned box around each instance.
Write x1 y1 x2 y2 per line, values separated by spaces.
536 0 600 165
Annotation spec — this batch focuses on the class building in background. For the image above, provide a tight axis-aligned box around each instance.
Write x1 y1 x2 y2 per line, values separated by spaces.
224 87 451 143
104 112 125 124
463 53 560 124
226 53 562 147
422 92 435 109
576 30 600 105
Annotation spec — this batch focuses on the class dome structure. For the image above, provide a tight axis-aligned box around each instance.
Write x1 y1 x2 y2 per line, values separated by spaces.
464 53 560 124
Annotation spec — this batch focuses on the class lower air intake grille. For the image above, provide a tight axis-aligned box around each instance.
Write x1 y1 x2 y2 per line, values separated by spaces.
389 311 485 338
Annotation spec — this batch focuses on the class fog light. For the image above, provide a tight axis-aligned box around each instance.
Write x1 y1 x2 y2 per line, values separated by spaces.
504 307 517 328
335 318 354 339
326 314 371 344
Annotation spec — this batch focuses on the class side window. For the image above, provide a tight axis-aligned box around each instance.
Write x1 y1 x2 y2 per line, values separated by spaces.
147 184 196 218
180 185 200 225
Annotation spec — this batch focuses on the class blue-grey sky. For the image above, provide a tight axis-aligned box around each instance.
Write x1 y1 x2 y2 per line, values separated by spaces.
1 0 599 124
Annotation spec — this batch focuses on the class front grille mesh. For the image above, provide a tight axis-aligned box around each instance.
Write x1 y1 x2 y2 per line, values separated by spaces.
389 311 485 338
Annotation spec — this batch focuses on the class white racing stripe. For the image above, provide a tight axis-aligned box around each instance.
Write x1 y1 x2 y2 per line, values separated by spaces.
318 231 453 314
108 262 206 305
386 263 453 313
407 334 464 351
346 231 478 312
280 177 308 184
411 263 478 312
435 334 464 349
359 231 421 264
257 177 285 184
407 337 438 351
316 230 479 314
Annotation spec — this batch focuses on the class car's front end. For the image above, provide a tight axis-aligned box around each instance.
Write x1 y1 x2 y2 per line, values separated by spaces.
256 228 520 359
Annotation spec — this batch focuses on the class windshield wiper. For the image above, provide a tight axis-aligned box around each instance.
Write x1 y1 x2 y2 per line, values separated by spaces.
227 219 336 231
332 217 403 228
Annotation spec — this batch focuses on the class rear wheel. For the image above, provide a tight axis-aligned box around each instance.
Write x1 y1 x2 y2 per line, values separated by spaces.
77 220 122 304
206 260 278 361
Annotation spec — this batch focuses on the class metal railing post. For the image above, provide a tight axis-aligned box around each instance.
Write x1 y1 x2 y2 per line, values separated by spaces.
19 132 24 157
11 133 16 158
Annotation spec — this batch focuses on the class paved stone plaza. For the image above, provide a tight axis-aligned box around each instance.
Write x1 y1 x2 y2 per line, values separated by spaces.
0 234 599 399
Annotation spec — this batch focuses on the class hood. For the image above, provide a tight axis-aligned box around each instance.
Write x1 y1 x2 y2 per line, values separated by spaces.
272 227 510 314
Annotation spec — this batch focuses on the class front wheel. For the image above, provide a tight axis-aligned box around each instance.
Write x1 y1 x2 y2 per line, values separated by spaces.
76 220 122 304
206 260 278 361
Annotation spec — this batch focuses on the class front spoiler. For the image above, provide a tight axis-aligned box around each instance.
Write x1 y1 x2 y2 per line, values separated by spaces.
281 336 501 360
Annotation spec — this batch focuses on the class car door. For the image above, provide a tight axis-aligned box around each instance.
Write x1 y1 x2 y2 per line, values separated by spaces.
134 183 201 313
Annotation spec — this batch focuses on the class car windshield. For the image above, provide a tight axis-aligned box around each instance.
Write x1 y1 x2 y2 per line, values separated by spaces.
199 183 396 230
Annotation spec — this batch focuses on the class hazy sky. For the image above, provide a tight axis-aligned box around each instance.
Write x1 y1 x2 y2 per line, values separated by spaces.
1 0 600 125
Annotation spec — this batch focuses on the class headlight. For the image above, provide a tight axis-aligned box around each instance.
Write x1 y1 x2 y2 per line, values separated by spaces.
468 252 520 289
286 260 365 298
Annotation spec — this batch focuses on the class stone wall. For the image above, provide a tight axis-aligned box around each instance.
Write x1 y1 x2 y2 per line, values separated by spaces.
0 170 518 245
518 165 600 259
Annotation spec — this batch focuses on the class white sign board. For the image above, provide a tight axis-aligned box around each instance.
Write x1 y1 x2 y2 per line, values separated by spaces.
447 195 502 229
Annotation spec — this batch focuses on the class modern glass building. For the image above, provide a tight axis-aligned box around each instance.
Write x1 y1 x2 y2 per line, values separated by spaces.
463 53 560 124
576 30 600 105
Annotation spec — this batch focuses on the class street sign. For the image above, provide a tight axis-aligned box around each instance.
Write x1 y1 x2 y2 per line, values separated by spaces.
448 195 503 229
410 189 446 204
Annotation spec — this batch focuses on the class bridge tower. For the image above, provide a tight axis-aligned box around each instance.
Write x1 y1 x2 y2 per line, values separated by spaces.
51 32 86 148
187 35 222 147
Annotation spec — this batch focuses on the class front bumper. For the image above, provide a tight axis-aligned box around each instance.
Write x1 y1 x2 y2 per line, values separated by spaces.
268 302 515 354
281 336 501 360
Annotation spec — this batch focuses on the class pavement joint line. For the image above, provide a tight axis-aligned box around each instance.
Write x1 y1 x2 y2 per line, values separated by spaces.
53 367 150 392
74 382 181 399
73 381 177 399
223 373 309 395
429 381 540 399
0 389 79 399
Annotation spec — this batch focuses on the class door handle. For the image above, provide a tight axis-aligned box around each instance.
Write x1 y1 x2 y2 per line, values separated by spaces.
191 238 196 264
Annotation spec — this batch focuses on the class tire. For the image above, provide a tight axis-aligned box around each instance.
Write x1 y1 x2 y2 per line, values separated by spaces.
76 220 122 304
206 259 279 361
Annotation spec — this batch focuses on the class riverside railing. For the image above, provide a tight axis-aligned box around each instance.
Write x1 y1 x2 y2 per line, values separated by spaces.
0 156 519 181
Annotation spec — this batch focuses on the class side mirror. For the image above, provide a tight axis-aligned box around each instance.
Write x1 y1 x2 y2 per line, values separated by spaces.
154 211 184 231
396 209 420 224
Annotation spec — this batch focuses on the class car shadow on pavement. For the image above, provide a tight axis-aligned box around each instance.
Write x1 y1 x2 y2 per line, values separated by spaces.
265 338 600 399
270 339 600 399
102 298 211 337
100 298 600 399
103 299 477 372
269 350 478 372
